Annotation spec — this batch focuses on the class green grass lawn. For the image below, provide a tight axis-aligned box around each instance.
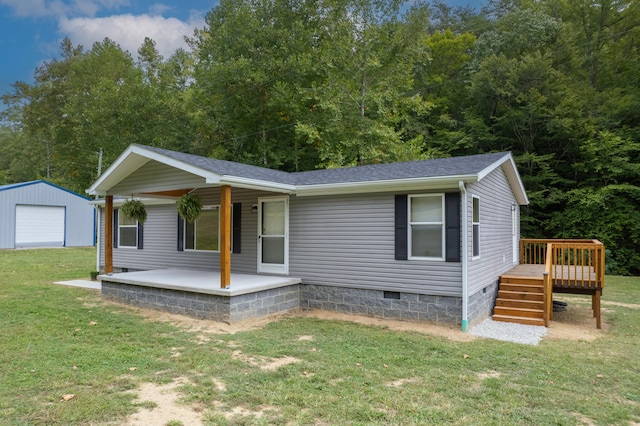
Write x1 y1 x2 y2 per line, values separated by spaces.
1 248 639 425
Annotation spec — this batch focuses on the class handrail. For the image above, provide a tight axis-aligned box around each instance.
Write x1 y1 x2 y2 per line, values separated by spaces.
520 239 605 291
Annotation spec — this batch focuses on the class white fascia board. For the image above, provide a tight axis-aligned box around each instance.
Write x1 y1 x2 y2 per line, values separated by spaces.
87 145 145 195
219 175 296 193
90 197 177 207
87 144 221 196
477 153 529 205
295 175 477 197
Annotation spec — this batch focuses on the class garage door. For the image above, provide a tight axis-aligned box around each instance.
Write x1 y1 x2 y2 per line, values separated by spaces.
15 205 65 247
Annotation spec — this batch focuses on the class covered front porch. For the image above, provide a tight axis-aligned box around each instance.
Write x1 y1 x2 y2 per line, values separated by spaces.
99 269 302 323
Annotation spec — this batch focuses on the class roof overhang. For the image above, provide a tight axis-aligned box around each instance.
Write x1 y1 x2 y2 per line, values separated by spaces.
477 153 529 205
86 145 528 204
296 175 478 197
86 145 295 196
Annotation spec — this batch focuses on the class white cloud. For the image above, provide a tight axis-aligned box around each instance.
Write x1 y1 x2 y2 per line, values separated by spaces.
148 3 171 16
59 13 204 58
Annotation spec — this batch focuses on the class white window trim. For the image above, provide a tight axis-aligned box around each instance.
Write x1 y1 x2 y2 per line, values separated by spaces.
117 213 138 249
184 205 221 252
408 194 446 261
472 195 480 259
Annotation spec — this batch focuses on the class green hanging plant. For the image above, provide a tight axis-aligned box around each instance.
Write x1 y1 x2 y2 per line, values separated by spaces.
120 198 147 224
177 193 202 222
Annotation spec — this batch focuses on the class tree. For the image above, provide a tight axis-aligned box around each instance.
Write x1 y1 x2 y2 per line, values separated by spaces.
191 0 323 170
295 0 431 167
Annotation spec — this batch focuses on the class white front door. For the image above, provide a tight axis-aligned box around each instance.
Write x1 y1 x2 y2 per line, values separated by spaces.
258 196 289 274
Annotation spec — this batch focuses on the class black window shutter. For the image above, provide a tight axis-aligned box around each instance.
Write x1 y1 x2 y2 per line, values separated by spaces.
445 193 461 262
232 203 241 254
113 209 119 248
137 223 144 250
395 195 408 260
177 215 184 251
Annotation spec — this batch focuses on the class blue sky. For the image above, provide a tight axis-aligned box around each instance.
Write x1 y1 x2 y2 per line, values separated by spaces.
0 0 481 102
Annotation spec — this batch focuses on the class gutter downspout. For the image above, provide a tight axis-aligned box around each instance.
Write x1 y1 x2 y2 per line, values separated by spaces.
459 181 469 332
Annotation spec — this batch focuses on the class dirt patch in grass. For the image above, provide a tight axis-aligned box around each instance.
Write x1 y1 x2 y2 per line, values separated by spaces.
211 400 280 421
603 301 640 309
385 377 421 387
545 304 607 341
300 310 476 342
101 300 476 342
231 350 301 371
127 377 203 426
104 298 609 343
476 370 502 380
570 411 596 426
297 335 314 341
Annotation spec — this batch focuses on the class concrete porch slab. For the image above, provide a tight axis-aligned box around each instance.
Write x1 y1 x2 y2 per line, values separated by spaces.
97 269 302 297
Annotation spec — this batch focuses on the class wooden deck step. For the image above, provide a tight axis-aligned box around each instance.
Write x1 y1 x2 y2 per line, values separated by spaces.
499 282 544 294
493 306 544 319
500 276 545 286
494 272 547 326
498 290 544 301
493 314 545 326
495 298 543 310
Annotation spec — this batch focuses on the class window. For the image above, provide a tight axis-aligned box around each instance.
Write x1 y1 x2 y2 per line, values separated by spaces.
408 194 445 259
184 206 220 251
177 203 241 253
118 213 138 248
472 196 480 258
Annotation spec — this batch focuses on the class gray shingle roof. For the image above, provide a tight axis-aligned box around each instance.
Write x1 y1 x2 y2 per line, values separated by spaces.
139 144 509 186
140 145 297 185
293 152 508 185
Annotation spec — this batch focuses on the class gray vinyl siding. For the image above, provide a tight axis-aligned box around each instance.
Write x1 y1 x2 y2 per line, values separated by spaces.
102 188 273 273
466 166 519 297
101 188 462 296
0 182 95 249
289 192 462 297
109 161 207 195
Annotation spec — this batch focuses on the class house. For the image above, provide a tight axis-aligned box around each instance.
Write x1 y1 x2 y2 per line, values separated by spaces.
0 180 96 249
88 144 529 330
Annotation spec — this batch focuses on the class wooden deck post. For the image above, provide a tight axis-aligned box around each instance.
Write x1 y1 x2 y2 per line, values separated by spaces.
220 185 231 289
594 289 602 329
105 195 113 274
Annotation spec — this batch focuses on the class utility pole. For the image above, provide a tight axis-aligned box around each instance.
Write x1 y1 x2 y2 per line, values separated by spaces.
95 148 103 200
97 148 103 177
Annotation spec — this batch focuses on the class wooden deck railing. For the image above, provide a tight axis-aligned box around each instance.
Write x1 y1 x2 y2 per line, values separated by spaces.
520 239 605 289
520 239 605 327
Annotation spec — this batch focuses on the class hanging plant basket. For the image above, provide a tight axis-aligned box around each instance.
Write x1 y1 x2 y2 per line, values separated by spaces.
177 193 202 222
120 199 147 224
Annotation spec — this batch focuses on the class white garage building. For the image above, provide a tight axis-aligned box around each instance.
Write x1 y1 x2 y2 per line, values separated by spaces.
0 180 95 249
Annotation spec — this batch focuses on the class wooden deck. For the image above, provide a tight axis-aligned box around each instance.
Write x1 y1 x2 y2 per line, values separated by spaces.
501 264 545 279
501 264 598 289
497 239 605 329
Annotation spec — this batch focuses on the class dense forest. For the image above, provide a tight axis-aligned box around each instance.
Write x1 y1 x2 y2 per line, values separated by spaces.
1 0 639 274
